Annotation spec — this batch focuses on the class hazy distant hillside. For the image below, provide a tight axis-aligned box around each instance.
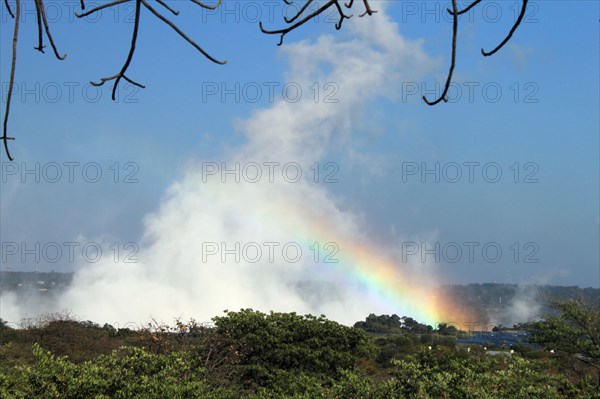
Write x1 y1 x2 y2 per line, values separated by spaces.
0 271 73 293
440 283 599 326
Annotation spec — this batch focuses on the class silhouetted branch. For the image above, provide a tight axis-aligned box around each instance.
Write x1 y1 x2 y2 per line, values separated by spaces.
346 0 376 17
190 0 222 10
482 0 528 56
332 0 352 29
264 0 528 107
34 0 44 52
76 0 129 18
156 0 179 16
261 0 374 46
36 0 67 59
448 0 482 16
91 75 145 89
2 0 68 159
2 0 19 161
79 0 226 101
89 0 142 100
424 0 458 106
0 0 532 159
284 0 315 23
141 0 227 65
3 0 13 18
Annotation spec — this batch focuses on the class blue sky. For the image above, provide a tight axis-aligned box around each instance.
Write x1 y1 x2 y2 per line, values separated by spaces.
1 0 598 294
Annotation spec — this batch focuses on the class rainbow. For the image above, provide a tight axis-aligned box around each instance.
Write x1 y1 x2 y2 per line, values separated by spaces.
201 178 476 328
315 236 473 327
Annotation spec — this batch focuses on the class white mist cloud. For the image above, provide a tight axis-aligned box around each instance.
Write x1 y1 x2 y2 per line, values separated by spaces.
2 10 438 326
489 284 543 326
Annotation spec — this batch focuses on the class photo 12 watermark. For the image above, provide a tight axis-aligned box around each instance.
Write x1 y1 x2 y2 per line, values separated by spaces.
400 162 539 184
201 161 339 184
1 1 140 24
200 81 339 104
1 81 141 104
1 161 139 184
198 0 345 25
398 1 540 24
401 241 540 264
1 241 140 265
401 81 540 104
201 241 340 264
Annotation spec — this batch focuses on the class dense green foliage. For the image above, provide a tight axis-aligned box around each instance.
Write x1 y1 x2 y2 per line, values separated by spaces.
0 344 224 399
529 297 600 385
210 309 373 389
0 302 599 398
354 314 435 335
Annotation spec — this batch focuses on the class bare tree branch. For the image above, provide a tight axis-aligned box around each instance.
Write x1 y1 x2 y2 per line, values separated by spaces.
2 0 19 161
263 0 528 107
156 0 179 16
79 0 225 101
1 0 531 159
37 0 67 59
3 0 14 18
261 0 365 46
346 0 376 17
284 0 315 24
190 0 222 10
141 0 227 65
76 0 130 18
3 0 68 159
482 0 528 56
90 0 143 100
448 0 482 16
34 0 44 52
423 0 458 106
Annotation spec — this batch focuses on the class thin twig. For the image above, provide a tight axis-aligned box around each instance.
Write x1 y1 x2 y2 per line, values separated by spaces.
108 0 142 100
90 74 145 89
346 0 376 17
482 0 528 56
75 0 130 18
424 0 458 105
141 0 227 64
37 0 67 59
156 0 179 16
285 0 315 23
34 0 45 52
448 0 482 16
190 0 222 10
261 0 349 46
82 0 225 102
261 0 375 45
333 0 352 29
3 0 19 161
4 0 14 18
